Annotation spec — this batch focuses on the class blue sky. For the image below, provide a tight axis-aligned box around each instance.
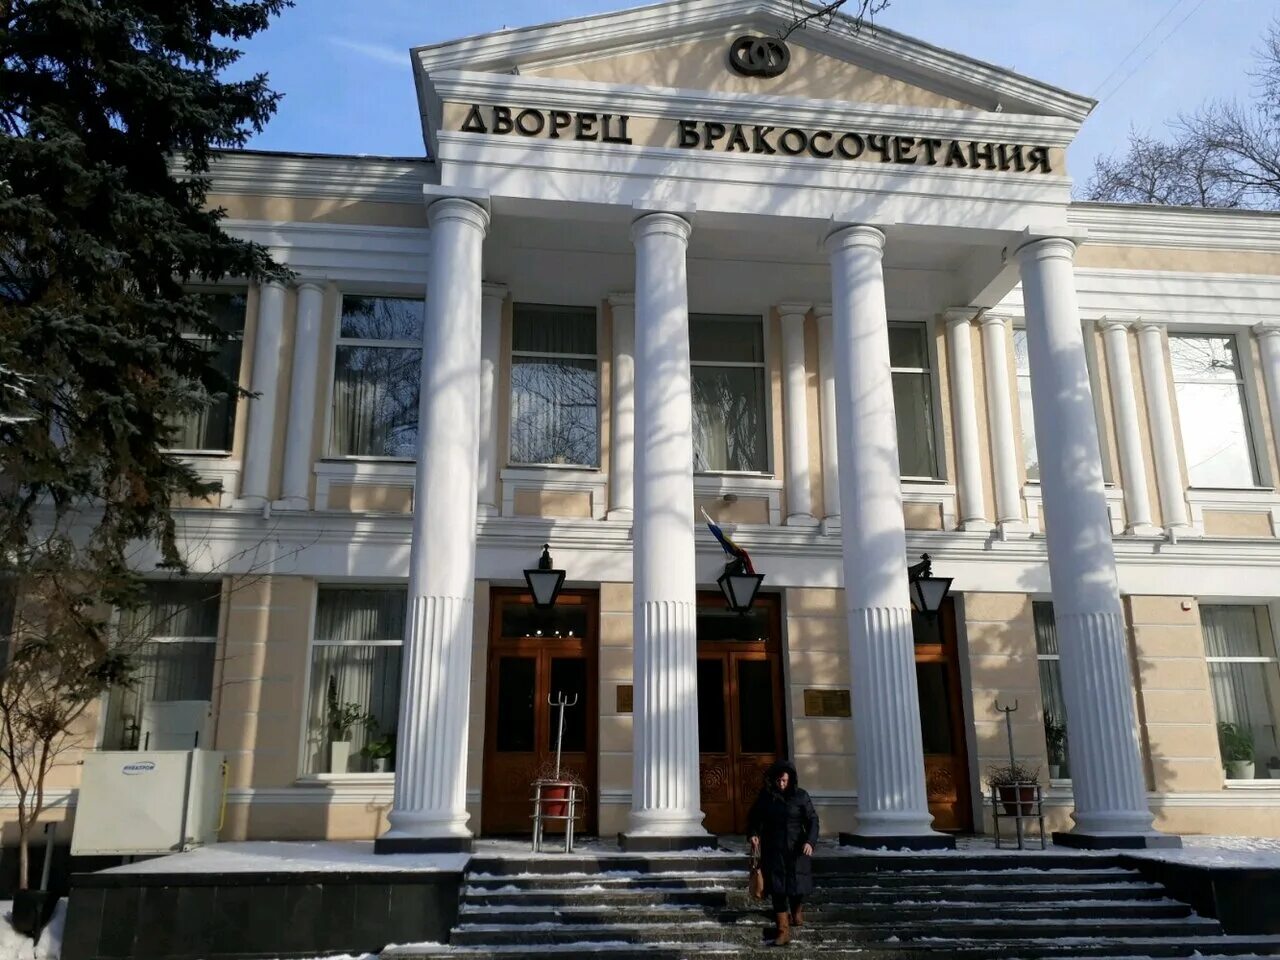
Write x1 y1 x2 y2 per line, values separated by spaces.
233 0 1269 186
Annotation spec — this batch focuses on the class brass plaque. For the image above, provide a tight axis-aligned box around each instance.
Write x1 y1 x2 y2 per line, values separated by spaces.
803 688 851 718
616 684 633 713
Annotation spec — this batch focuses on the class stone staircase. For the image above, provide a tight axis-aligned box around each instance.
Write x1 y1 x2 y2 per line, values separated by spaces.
385 850 1280 959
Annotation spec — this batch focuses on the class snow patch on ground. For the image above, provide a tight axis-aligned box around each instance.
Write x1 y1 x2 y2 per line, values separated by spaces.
100 841 469 874
1129 835 1280 868
0 900 65 960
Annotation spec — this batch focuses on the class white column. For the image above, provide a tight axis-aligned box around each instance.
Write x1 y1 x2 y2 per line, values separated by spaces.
815 305 840 526
626 212 708 845
1255 324 1280 473
380 197 489 853
779 303 817 525
1017 237 1161 843
1136 320 1192 535
944 309 991 531
978 312 1023 529
825 224 941 843
278 281 325 507
476 283 505 517
240 279 286 503
608 293 636 521
1099 318 1159 536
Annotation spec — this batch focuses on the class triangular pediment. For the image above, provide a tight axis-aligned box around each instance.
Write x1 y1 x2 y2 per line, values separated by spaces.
413 0 1094 122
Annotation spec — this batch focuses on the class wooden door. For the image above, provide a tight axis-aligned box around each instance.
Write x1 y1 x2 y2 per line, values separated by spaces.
696 594 785 835
913 598 973 831
481 589 598 836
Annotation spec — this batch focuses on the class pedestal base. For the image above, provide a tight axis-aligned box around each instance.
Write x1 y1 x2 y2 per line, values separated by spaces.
1052 831 1182 850
618 833 719 852
839 831 957 851
374 836 474 854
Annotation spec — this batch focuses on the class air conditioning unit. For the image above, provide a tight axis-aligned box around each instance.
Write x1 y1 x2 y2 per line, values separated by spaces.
71 749 225 856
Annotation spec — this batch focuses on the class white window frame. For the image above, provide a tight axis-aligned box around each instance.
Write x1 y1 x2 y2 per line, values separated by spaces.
1167 329 1264 490
325 293 424 463
690 312 772 476
1201 601 1280 784
507 302 602 469
297 582 405 782
890 320 943 481
168 289 247 458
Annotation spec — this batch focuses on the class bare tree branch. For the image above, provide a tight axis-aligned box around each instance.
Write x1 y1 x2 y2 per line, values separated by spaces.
777 0 892 41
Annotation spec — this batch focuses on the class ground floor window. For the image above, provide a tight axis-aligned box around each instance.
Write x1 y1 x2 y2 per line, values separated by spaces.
1033 601 1071 779
102 581 220 750
304 587 403 775
1202 604 1280 780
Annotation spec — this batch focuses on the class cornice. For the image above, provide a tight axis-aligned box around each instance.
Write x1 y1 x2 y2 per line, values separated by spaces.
430 70 1082 148
1068 202 1280 253
209 151 431 203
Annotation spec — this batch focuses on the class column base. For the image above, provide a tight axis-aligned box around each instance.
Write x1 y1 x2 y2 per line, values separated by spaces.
840 831 956 851
618 832 719 852
1052 830 1182 850
785 513 820 527
820 515 841 536
1123 523 1164 538
374 836 474 854
271 497 310 512
606 507 634 522
959 519 996 533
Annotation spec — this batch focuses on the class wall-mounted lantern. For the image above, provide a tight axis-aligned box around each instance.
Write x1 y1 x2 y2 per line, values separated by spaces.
907 553 952 619
524 544 566 610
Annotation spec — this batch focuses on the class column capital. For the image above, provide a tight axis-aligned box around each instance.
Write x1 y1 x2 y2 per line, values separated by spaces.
777 302 811 321
813 303 833 320
1133 318 1167 334
1253 321 1280 341
977 310 1014 329
260 276 288 292
1014 235 1078 263
1097 314 1141 333
481 282 507 301
608 291 636 308
631 211 692 245
427 195 490 235
943 307 980 327
293 278 327 294
824 223 885 256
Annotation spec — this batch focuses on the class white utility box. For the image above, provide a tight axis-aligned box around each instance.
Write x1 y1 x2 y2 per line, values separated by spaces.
71 749 225 856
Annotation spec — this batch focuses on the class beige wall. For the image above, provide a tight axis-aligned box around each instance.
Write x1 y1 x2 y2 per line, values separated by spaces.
1076 244 1280 275
597 582 634 837
207 193 425 229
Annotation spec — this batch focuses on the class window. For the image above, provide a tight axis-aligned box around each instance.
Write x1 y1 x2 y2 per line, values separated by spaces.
1012 329 1039 482
103 581 220 750
1033 601 1071 779
172 292 246 453
690 315 768 472
509 304 599 466
330 296 423 458
1169 334 1258 488
304 588 403 775
889 324 939 478
1202 604 1280 780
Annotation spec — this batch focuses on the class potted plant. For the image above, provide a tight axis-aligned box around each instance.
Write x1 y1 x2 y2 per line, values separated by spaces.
362 731 396 773
1268 756 1280 780
1044 717 1068 780
532 759 584 823
325 675 373 774
986 761 1041 816
1218 722 1255 780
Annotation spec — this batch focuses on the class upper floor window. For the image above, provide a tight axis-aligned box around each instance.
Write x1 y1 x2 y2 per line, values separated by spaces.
1202 604 1279 780
172 292 246 454
691 315 767 473
1012 329 1039 481
509 305 599 467
330 296 423 458
103 581 220 750
890 324 938 479
1169 334 1258 488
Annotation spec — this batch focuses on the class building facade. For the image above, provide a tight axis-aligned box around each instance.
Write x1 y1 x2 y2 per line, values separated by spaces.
18 0 1280 847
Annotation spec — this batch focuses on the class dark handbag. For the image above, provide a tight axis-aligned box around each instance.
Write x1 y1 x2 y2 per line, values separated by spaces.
748 851 765 900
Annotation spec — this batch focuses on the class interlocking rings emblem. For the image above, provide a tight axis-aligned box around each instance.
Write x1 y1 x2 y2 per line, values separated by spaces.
728 35 791 78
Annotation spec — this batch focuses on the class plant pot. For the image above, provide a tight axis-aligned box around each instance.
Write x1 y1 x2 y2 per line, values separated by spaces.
372 758 389 773
1048 764 1062 780
329 740 351 774
997 783 1037 816
11 889 56 938
542 783 570 818
1226 760 1255 780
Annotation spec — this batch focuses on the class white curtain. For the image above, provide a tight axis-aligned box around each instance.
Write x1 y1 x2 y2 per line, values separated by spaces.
330 346 420 458
1203 605 1280 771
1033 602 1070 773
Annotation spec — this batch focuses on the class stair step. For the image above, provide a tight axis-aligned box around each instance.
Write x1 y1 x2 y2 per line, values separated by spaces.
464 871 746 890
820 868 1144 887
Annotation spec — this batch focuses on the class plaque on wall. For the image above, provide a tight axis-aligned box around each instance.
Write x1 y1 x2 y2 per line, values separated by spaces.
803 688 851 717
617 684 633 713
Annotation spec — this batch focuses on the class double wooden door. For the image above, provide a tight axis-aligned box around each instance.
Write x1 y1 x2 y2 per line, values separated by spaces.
914 598 973 831
481 589 598 835
696 594 785 835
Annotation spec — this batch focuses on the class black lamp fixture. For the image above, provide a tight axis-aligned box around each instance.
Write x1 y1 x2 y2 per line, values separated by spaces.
907 553 952 618
524 544 566 610
717 557 765 614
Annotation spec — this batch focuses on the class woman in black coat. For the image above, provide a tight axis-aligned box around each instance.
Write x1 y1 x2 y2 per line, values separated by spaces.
747 758 819 946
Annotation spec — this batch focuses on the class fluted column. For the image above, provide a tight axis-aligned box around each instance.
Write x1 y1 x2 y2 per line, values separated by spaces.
240 279 286 503
826 224 948 847
624 212 708 848
779 303 817 525
944 309 992 531
278 280 325 508
1255 324 1280 476
1099 317 1159 536
978 312 1024 530
1017 237 1169 846
608 293 636 521
476 283 506 517
815 305 840 526
378 197 489 853
1136 320 1193 535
